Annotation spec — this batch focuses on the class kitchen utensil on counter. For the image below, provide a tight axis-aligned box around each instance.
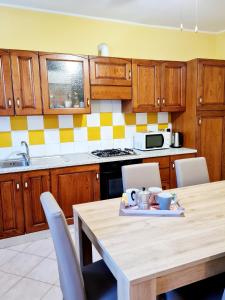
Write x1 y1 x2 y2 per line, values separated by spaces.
137 188 151 210
126 188 140 206
156 192 173 210
171 132 183 148
148 187 163 205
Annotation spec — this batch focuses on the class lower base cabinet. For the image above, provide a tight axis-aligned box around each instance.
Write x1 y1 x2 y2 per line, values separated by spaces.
0 173 25 238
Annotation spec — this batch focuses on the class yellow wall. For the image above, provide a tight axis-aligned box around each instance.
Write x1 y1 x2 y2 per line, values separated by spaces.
216 32 225 59
0 6 220 61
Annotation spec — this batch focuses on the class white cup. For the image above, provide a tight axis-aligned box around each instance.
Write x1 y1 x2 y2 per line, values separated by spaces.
156 192 173 210
126 188 140 206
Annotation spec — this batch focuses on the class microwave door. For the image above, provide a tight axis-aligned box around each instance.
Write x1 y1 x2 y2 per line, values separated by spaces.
146 134 164 149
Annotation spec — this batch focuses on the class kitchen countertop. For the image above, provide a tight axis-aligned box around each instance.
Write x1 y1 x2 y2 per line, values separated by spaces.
0 147 197 174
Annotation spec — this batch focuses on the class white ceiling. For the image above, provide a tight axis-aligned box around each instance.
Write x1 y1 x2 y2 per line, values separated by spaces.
0 0 225 33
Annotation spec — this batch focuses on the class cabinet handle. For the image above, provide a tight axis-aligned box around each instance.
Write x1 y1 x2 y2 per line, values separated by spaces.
162 98 165 105
128 70 131 79
87 98 90 107
96 173 99 180
198 118 202 125
199 97 203 104
16 98 20 107
8 99 12 107
172 162 175 169
157 98 160 106
24 182 28 189
16 183 20 190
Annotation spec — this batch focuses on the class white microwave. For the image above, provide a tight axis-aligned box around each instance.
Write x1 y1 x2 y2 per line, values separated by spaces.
133 131 171 151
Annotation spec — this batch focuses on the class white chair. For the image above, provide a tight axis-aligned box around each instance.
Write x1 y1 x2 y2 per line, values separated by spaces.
122 162 162 191
175 157 210 188
40 192 116 300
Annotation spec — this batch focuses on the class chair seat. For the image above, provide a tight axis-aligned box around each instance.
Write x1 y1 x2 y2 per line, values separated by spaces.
165 273 225 300
82 260 117 300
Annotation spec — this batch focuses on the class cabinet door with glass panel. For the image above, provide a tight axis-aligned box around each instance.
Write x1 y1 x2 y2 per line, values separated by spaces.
39 53 90 114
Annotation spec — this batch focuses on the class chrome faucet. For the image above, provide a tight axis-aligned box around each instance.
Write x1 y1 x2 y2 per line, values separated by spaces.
17 141 30 166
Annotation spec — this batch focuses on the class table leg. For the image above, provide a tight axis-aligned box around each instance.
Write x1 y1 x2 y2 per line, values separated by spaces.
74 211 92 268
117 273 157 300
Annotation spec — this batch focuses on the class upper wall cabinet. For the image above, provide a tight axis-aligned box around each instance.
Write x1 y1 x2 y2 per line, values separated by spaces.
10 50 42 115
39 53 90 114
89 56 132 100
0 50 14 116
123 60 186 113
197 59 225 110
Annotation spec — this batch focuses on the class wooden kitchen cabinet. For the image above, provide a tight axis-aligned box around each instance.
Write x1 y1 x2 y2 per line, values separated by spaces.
123 60 186 113
143 156 170 189
22 170 50 233
10 50 42 115
51 164 100 223
0 173 25 238
197 59 225 110
170 153 197 188
0 50 14 116
40 53 91 114
89 56 132 100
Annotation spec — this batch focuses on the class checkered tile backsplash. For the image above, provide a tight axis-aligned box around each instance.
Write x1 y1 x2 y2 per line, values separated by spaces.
0 101 171 159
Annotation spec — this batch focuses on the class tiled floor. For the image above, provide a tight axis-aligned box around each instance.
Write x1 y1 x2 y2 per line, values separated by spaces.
0 226 101 300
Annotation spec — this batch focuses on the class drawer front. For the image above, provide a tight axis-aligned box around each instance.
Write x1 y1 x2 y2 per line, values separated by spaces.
143 156 170 169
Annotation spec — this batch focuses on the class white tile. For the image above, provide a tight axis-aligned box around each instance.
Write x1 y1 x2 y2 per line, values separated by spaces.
29 145 46 157
112 100 122 113
123 138 133 148
44 129 60 144
136 113 147 124
100 100 112 112
11 131 29 147
100 140 114 150
0 252 43 276
88 141 101 151
0 116 11 131
92 245 101 262
27 116 44 130
42 286 62 300
60 142 74 154
147 124 158 132
45 144 61 156
48 251 56 260
3 277 51 300
27 258 59 284
0 249 18 266
113 139 126 148
8 242 31 253
112 112 124 125
87 113 100 127
58 115 73 128
157 112 169 123
0 147 13 160
0 271 21 297
73 141 88 153
74 127 87 141
101 126 113 140
23 238 54 257
125 125 136 138
90 100 100 113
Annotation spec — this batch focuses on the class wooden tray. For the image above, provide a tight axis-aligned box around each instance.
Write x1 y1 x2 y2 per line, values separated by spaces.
119 202 185 217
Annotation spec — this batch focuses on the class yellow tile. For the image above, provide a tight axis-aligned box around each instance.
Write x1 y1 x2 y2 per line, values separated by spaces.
29 130 45 145
0 132 12 147
136 125 147 132
10 116 27 131
124 113 136 125
100 113 112 126
168 113 171 123
113 126 125 139
88 127 101 141
158 123 168 130
73 115 87 127
59 128 74 143
147 113 157 124
44 115 59 129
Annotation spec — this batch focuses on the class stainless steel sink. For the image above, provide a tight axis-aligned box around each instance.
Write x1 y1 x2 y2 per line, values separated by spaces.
0 159 27 168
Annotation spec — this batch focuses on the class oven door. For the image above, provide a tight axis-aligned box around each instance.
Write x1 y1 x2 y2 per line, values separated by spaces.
146 134 164 149
100 169 123 200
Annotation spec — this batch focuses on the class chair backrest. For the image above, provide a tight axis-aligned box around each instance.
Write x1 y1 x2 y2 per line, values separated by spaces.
40 192 86 300
175 157 210 188
122 162 162 191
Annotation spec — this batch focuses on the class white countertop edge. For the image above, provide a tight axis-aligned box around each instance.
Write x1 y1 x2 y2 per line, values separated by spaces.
0 148 197 175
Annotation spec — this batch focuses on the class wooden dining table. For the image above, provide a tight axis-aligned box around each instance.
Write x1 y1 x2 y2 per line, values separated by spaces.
73 181 225 300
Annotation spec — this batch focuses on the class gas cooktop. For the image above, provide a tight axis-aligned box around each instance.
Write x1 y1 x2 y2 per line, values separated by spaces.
91 148 136 158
